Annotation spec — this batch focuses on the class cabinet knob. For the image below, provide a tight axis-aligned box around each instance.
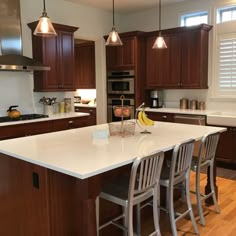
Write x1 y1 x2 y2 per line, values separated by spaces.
68 120 74 124
162 115 167 119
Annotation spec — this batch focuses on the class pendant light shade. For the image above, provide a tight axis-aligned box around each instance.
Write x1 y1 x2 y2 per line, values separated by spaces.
106 0 123 46
152 31 167 49
152 0 167 49
34 0 57 37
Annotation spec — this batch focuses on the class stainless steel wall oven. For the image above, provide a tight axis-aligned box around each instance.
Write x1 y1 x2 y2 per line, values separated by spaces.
107 70 135 95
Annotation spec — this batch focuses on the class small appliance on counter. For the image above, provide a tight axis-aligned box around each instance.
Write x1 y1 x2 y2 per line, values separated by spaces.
150 90 163 108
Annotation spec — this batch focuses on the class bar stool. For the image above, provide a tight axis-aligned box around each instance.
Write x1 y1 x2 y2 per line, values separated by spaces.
191 132 221 226
160 139 199 236
96 150 164 236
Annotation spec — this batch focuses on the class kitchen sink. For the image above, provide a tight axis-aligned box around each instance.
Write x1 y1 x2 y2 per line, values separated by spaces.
207 112 236 127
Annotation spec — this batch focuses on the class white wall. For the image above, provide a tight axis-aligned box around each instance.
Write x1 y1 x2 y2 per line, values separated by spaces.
119 0 236 111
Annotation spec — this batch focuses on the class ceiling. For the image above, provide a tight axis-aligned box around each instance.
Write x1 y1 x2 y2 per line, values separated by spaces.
66 0 190 14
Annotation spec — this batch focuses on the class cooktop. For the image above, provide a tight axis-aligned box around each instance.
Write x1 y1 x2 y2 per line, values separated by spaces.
0 114 49 123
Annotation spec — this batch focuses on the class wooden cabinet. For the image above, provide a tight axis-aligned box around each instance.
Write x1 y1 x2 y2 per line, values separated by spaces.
74 106 96 125
74 42 96 89
145 24 212 89
145 112 174 122
51 116 90 131
0 121 51 140
105 37 136 70
146 34 181 88
28 22 78 92
214 126 236 166
0 155 50 236
0 116 93 141
0 153 100 235
104 31 146 108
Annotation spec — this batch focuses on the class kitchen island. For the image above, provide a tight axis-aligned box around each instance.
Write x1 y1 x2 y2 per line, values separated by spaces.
0 122 226 236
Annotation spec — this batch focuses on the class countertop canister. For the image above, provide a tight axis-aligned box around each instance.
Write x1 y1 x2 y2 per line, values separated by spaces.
180 98 189 109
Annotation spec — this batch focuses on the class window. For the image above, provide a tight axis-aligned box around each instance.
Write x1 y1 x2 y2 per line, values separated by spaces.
217 6 236 23
181 12 208 26
215 34 236 95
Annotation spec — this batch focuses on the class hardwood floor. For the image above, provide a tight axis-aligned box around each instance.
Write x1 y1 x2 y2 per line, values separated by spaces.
143 172 236 236
100 172 236 235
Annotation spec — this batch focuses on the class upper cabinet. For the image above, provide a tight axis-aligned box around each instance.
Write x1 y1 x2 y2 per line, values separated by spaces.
145 24 212 89
74 41 96 89
28 22 78 92
105 33 137 70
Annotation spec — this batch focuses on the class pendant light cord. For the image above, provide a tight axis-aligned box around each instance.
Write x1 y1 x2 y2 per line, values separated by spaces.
159 0 161 31
43 0 46 13
113 0 115 27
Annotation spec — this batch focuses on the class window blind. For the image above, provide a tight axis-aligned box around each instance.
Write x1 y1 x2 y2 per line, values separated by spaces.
219 37 236 91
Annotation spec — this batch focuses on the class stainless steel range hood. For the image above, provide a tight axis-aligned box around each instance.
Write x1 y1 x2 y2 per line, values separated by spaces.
0 0 50 72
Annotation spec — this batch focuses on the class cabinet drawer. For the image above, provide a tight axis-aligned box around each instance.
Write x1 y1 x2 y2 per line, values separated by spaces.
52 116 90 131
145 112 174 122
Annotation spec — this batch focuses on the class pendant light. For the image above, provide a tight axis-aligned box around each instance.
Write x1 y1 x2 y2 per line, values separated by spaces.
34 0 57 37
106 0 123 46
152 0 167 49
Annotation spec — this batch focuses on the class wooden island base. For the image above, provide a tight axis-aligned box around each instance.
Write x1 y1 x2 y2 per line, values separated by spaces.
0 151 217 236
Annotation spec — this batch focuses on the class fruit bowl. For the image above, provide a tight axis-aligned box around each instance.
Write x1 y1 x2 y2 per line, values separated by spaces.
109 121 135 136
113 106 131 117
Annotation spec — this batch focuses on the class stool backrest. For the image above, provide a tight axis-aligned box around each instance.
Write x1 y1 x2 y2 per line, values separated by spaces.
198 132 220 164
129 151 164 199
171 139 195 180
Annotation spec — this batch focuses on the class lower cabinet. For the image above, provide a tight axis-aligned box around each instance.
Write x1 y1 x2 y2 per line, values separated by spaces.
0 115 92 141
214 126 236 166
52 116 91 131
0 121 52 140
74 106 97 126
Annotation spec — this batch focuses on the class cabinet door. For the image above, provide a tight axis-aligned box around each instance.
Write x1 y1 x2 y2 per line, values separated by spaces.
106 37 135 69
59 31 76 90
74 42 96 88
122 37 135 66
215 127 233 163
181 30 207 88
43 36 60 90
145 35 181 89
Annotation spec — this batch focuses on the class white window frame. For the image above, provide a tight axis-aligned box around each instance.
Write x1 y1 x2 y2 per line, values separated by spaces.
180 11 208 26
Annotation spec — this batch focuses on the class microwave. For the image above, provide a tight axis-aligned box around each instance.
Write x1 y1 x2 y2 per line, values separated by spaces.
107 70 135 95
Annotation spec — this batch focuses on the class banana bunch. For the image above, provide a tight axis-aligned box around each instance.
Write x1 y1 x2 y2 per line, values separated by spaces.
137 110 154 126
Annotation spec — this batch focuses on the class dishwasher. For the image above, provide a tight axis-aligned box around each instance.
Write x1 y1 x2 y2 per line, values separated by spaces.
174 114 206 126
174 114 206 156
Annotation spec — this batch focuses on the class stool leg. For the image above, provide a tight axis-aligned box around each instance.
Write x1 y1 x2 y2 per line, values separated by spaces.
168 183 178 236
186 174 199 235
196 170 206 226
96 197 100 236
210 163 220 213
153 185 161 236
123 206 129 236
136 204 141 236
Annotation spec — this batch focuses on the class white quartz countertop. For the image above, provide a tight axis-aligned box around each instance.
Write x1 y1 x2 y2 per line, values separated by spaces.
145 108 215 115
0 122 226 179
0 112 89 126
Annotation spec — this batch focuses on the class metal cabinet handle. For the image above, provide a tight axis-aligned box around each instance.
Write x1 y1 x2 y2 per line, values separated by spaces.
68 120 74 124
162 115 167 119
